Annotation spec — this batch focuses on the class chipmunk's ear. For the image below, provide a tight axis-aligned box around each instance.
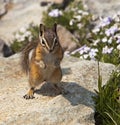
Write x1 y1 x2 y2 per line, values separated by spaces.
53 23 57 34
39 24 45 36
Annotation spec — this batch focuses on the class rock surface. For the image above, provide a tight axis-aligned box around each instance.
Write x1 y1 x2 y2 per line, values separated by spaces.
0 54 115 125
83 0 120 16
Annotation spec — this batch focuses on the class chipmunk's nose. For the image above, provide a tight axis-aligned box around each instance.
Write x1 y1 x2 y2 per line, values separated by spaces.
49 49 53 53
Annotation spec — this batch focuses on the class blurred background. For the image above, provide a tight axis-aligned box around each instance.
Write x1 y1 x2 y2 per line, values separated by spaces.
0 0 120 65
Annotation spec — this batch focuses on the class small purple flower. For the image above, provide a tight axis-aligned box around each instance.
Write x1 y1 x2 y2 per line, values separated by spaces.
71 45 90 55
99 17 112 27
114 34 120 43
116 38 120 44
102 46 113 54
82 46 90 53
105 25 118 36
88 48 98 60
105 29 111 36
48 9 62 17
110 26 118 35
71 47 83 55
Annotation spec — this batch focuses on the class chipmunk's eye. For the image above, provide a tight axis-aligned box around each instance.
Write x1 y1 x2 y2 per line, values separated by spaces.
54 38 58 45
41 39 46 46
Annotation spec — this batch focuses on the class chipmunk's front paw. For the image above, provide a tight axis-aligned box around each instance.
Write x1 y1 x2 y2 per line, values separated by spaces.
35 60 46 69
23 94 35 99
39 60 46 68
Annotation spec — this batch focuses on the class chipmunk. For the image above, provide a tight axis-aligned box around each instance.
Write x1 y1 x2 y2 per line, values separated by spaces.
21 23 64 99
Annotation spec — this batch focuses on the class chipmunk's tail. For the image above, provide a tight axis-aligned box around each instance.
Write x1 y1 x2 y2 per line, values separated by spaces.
21 40 38 74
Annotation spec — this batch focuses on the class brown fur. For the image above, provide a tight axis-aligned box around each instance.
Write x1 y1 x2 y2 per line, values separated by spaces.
21 40 38 73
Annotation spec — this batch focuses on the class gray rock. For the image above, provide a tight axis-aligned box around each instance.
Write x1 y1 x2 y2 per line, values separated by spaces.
83 0 120 16
57 25 78 52
0 38 13 57
0 54 115 125
0 1 8 19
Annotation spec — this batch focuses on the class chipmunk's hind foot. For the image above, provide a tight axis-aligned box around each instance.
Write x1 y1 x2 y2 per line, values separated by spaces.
23 94 35 99
23 88 35 99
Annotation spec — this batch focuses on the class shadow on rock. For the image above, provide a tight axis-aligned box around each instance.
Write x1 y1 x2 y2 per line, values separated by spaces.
35 82 61 97
35 81 95 109
62 82 95 108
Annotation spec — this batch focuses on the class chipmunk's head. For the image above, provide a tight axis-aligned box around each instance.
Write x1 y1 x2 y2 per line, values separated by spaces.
39 23 60 53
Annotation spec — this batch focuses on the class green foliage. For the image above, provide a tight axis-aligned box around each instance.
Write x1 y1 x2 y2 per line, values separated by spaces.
42 11 73 30
11 23 39 53
71 16 120 65
93 63 120 125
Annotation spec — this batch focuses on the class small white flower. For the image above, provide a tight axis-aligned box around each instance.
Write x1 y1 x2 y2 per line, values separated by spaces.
80 56 84 60
64 51 70 56
113 14 120 22
25 31 31 37
78 10 84 14
74 15 82 21
93 39 100 46
92 28 100 33
102 37 107 43
20 27 26 33
108 37 112 44
48 9 62 17
20 36 25 41
69 19 74 26
117 44 120 50
77 23 83 29
82 11 89 16
83 54 89 59
28 36 33 41
83 4 88 10
15 33 21 40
